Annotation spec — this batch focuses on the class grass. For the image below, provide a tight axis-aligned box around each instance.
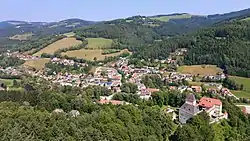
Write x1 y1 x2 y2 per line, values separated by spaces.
85 38 113 49
177 65 223 76
23 58 50 70
34 37 82 56
0 79 14 86
151 14 192 22
9 33 34 40
63 32 75 37
229 76 250 92
231 90 250 99
241 17 250 21
62 49 130 61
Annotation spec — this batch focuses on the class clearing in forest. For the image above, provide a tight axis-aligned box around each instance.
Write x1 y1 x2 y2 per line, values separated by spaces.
177 65 223 76
151 14 192 22
33 37 82 56
229 76 250 92
62 49 130 61
23 58 50 70
85 38 113 49
9 33 34 40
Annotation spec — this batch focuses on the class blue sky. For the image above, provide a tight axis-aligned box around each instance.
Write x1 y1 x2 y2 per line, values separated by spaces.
1 0 250 22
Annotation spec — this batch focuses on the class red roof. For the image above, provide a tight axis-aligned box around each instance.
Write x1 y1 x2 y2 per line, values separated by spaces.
147 88 160 93
98 99 123 105
199 97 222 108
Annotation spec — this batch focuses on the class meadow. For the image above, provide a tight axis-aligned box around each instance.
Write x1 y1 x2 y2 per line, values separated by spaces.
231 90 250 99
33 37 82 56
9 33 34 40
177 65 223 76
229 76 250 92
62 49 130 61
23 58 50 70
85 38 113 49
151 14 192 22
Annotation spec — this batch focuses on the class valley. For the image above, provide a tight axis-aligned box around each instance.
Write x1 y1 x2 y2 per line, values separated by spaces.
0 5 250 141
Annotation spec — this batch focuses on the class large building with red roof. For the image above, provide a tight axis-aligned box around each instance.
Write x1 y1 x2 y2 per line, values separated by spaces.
179 94 227 124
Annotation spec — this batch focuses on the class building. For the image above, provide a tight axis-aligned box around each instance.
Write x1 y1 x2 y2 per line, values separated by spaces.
199 97 222 118
242 106 250 115
191 86 202 93
179 94 227 124
179 94 200 124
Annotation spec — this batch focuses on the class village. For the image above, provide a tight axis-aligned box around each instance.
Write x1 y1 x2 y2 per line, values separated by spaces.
0 48 249 123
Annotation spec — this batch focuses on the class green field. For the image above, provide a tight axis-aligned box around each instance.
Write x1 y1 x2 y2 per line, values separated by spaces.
241 17 250 21
229 76 250 92
0 79 21 86
231 90 250 99
9 33 34 40
177 65 223 76
85 38 113 49
151 14 192 22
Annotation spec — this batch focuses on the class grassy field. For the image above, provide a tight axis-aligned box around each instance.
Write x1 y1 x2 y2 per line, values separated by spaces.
34 37 82 56
177 65 223 76
229 76 250 92
241 17 250 21
231 90 250 99
63 32 75 37
151 14 192 22
0 79 21 86
85 38 113 49
23 58 50 70
9 33 33 40
62 49 130 61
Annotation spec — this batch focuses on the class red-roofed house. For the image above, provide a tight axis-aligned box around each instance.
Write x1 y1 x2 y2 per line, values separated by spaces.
98 99 126 105
147 88 160 93
199 97 222 118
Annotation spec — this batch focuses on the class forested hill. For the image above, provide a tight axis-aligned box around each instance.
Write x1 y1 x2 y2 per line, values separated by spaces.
135 19 250 77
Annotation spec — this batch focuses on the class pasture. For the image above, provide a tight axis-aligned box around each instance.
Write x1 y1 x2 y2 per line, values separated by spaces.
177 65 223 76
33 37 82 56
85 38 113 49
9 33 34 40
62 49 130 61
229 76 250 92
63 32 75 37
151 14 192 22
231 90 250 99
23 58 50 70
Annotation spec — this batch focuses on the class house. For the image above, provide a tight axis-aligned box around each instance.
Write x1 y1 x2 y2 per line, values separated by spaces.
199 97 222 118
191 86 202 93
179 94 200 124
98 99 127 105
179 94 227 124
242 106 250 115
69 110 80 117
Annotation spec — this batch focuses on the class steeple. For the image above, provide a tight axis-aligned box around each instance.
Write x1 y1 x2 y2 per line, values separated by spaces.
186 94 196 105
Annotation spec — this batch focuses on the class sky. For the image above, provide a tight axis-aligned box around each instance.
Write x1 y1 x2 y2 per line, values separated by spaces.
1 0 250 22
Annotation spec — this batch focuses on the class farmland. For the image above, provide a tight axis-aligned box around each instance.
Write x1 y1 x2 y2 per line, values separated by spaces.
177 65 223 76
151 14 192 22
23 58 50 70
85 38 113 49
229 76 250 92
33 37 82 56
62 49 130 61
